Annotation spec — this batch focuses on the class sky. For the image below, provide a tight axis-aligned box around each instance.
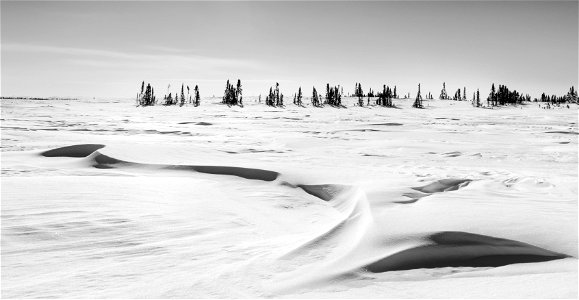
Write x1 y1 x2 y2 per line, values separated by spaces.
1 0 578 99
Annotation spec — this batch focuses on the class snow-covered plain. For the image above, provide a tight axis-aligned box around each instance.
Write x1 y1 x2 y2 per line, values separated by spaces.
1 97 577 298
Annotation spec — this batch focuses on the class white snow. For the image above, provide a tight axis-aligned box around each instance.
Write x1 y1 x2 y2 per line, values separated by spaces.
1 97 577 298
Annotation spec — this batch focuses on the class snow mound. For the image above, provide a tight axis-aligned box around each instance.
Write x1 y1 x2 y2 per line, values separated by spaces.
43 144 280 181
33 142 577 297
365 231 569 272
413 178 472 193
397 178 472 203
41 144 105 157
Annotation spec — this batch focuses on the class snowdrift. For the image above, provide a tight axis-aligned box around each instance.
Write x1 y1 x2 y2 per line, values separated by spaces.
38 144 572 276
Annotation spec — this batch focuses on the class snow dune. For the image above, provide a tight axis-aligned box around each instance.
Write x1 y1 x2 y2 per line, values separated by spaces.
42 144 105 157
34 143 574 290
397 179 471 203
365 231 569 272
42 144 279 181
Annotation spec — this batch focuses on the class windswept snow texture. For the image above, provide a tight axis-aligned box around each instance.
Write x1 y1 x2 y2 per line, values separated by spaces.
1 97 578 298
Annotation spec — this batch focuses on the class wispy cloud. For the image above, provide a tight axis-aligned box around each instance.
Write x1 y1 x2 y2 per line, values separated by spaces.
3 43 262 71
2 42 273 96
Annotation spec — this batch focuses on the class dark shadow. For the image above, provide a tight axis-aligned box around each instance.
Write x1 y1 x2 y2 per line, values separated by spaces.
365 231 570 272
412 179 471 194
41 144 105 157
41 144 279 182
298 184 351 201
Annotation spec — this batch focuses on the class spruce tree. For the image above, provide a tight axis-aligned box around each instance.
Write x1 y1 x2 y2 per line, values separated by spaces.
487 83 496 106
326 83 331 105
180 84 185 106
491 83 496 106
312 87 318 107
275 82 280 106
137 81 146 106
311 88 315 107
567 86 577 103
357 83 364 106
267 87 273 106
236 79 242 104
440 82 448 100
413 84 423 108
223 80 230 104
144 84 151 106
194 85 200 106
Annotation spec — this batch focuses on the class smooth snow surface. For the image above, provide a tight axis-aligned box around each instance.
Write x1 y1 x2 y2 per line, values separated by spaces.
1 97 577 298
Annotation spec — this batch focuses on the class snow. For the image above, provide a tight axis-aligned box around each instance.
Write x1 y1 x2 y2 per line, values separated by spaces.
1 97 577 298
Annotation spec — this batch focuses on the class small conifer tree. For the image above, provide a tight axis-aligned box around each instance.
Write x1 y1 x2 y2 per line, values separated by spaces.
413 83 423 108
194 85 200 106
440 82 448 100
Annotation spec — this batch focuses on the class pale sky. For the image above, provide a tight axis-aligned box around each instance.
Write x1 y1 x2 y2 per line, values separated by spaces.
1 1 577 98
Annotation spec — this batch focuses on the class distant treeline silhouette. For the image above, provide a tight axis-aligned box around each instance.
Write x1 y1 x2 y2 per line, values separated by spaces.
439 82 577 108
1 96 78 100
135 80 578 109
539 86 577 104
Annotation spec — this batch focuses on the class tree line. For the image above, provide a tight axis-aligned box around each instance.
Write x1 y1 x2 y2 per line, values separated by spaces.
438 82 577 108
539 86 577 105
136 80 577 109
